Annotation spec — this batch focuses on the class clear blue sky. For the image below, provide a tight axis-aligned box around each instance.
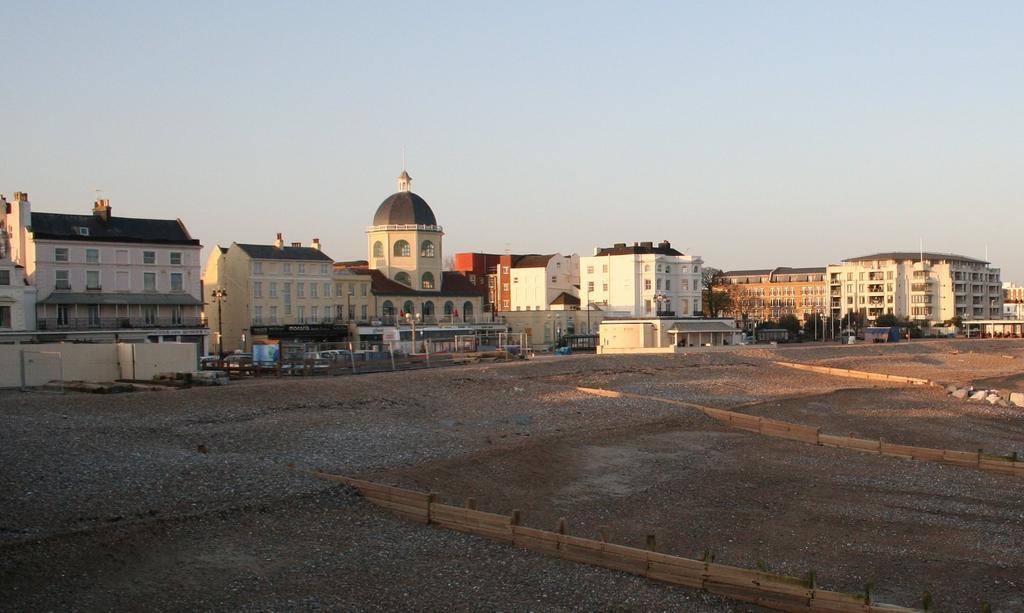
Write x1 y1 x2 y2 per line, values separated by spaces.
2 1 1022 279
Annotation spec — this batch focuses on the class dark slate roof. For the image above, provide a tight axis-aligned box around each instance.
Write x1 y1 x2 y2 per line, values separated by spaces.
549 292 580 306
511 254 555 268
30 212 199 246
39 292 202 305
594 244 683 257
351 268 486 297
235 244 333 261
843 252 988 265
372 192 437 226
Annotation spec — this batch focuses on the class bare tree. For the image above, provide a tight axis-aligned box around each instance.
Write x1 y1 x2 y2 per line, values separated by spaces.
701 267 733 317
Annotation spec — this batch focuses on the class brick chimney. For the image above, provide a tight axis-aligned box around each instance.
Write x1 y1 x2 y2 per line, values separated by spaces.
312 238 321 251
93 198 112 221
274 233 284 249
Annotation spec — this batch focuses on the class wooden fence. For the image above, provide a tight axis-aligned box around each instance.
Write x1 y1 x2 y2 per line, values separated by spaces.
575 387 1024 478
315 472 922 612
772 362 936 386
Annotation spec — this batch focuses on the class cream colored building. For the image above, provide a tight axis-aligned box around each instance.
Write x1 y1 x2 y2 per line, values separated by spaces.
581 241 702 318
350 170 485 325
598 318 742 354
827 252 1003 326
499 307 606 349
2 192 206 346
202 235 336 353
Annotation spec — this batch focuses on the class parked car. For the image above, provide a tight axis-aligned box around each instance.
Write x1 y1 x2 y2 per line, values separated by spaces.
221 353 253 370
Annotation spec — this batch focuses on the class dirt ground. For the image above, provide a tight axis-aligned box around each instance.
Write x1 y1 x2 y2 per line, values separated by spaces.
2 338 1023 611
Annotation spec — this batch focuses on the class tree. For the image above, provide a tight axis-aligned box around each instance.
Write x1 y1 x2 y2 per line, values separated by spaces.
875 313 899 328
702 268 733 317
802 313 827 337
778 314 802 335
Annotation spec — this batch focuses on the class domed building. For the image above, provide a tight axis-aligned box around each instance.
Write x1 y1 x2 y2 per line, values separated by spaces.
358 170 485 324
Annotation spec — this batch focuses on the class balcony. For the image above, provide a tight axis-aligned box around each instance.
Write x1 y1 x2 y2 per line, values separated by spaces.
37 317 205 331
911 284 932 293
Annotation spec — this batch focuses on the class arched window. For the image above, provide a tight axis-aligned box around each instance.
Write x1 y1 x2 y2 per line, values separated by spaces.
444 301 454 317
462 301 474 322
421 271 435 289
395 272 411 286
373 241 384 258
394 240 410 257
422 301 435 318
420 240 435 258
382 300 394 320
403 300 415 316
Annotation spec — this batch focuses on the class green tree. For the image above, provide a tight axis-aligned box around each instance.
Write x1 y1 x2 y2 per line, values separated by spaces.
875 313 899 328
779 314 802 335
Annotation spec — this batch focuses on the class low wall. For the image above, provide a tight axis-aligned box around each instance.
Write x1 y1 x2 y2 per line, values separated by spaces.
0 342 199 388
773 361 935 386
315 472 922 613
575 387 1024 478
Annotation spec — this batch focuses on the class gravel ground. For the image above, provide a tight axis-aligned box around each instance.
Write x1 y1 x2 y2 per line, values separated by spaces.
2 340 1023 611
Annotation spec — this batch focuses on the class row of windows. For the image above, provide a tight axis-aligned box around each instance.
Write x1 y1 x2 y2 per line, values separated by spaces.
643 278 690 291
254 304 370 324
381 299 474 320
48 304 187 327
252 261 331 276
53 270 184 292
253 281 370 299
394 271 434 289
53 247 185 266
372 240 436 259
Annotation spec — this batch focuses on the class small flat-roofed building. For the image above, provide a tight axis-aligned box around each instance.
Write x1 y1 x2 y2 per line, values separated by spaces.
597 317 742 354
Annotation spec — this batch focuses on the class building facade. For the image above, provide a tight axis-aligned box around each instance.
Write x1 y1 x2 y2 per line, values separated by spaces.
720 267 827 324
580 241 702 318
202 235 336 353
0 256 37 338
827 252 1003 326
2 192 206 346
347 170 485 325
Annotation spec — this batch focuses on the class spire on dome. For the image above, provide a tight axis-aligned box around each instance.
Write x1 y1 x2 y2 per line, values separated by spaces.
397 169 412 192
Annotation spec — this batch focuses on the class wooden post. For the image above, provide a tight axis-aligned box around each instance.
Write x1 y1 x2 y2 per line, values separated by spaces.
645 534 657 551
426 493 436 524
878 437 884 454
465 497 476 510
815 426 821 445
557 517 567 534
598 525 608 542
510 509 521 526
977 448 983 466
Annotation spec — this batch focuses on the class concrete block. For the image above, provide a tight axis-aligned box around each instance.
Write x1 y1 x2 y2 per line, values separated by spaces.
986 393 1002 405
952 388 969 399
1010 392 1024 407
969 390 989 401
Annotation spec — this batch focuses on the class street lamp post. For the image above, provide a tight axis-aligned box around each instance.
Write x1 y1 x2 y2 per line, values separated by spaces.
210 288 228 356
405 311 421 352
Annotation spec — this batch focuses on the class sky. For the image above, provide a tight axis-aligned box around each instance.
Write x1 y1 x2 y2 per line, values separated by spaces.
2 1 1022 279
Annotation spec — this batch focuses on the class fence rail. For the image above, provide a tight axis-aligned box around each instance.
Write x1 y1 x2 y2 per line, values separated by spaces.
314 472 923 613
773 362 935 386
575 386 1024 478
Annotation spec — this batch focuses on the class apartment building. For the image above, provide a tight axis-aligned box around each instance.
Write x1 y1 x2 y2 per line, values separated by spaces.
580 240 702 318
0 256 37 339
720 267 827 323
203 235 336 353
827 252 1003 326
1004 282 1024 320
2 192 206 345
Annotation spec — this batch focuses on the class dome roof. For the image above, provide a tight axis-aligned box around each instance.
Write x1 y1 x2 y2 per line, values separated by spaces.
372 191 437 226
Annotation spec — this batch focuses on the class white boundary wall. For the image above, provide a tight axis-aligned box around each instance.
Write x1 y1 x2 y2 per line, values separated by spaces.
0 343 198 388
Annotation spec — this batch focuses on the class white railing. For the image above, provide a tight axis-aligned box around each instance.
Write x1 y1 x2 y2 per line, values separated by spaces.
366 224 443 232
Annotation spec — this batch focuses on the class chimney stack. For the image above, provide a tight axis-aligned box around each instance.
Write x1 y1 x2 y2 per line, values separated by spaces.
274 233 284 249
658 240 671 249
93 198 112 221
14 192 28 203
312 238 321 251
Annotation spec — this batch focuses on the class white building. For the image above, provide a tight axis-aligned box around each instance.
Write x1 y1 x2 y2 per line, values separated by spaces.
580 241 702 318
827 252 1003 326
0 247 37 339
508 253 579 311
2 192 207 346
1004 282 1024 320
